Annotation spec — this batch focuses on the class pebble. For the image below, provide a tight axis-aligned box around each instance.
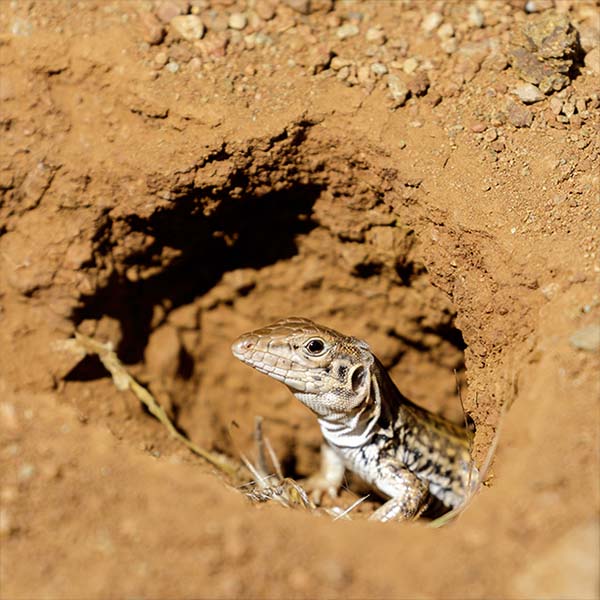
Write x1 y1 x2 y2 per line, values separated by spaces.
365 26 386 45
154 52 168 67
402 57 418 74
549 97 563 115
484 127 498 142
283 0 310 14
441 38 458 54
0 403 19 431
437 23 454 40
357 65 371 84
166 60 180 73
330 56 352 70
156 1 185 23
422 12 443 33
471 121 487 133
140 12 165 45
407 72 430 96
370 62 388 77
337 24 359 40
570 324 600 352
255 0 276 21
584 47 600 75
468 5 484 28
388 75 409 107
513 83 545 104
228 13 247 31
507 101 533 127
170 15 204 40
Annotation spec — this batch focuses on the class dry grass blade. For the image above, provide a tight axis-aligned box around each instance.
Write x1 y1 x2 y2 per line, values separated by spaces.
68 333 239 478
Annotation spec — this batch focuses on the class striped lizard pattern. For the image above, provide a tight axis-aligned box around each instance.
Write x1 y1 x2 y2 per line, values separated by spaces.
232 317 478 522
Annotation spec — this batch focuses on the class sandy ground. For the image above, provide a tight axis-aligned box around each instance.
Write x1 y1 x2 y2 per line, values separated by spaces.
1 1 599 598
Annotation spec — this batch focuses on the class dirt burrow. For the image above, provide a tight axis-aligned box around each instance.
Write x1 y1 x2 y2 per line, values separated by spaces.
1 1 599 598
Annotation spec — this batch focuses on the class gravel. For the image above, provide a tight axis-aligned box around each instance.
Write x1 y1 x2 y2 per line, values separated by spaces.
170 15 205 41
337 24 359 40
513 83 545 104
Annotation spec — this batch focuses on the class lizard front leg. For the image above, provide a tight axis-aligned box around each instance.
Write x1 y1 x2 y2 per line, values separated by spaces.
368 459 430 522
302 443 346 503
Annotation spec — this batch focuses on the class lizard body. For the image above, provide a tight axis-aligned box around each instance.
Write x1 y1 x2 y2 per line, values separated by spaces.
232 317 478 522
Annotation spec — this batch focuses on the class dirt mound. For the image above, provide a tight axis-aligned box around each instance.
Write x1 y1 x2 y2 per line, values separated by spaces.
1 1 598 598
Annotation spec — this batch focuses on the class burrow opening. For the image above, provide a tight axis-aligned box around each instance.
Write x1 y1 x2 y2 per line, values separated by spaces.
64 142 468 499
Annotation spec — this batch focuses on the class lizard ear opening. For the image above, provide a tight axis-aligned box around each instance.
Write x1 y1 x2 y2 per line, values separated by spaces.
351 365 367 393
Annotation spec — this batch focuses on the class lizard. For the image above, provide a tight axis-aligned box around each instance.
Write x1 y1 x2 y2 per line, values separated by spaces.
231 317 478 522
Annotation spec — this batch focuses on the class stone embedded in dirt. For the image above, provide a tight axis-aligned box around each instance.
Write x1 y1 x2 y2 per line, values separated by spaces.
407 72 430 97
139 12 165 45
402 57 418 74
387 75 409 108
421 12 443 33
365 26 386 45
584 47 600 75
549 96 563 114
337 24 359 40
506 99 533 127
570 324 600 352
170 15 204 41
370 62 388 77
228 13 247 31
255 0 276 21
468 5 484 28
508 12 580 94
513 83 545 104
156 1 187 24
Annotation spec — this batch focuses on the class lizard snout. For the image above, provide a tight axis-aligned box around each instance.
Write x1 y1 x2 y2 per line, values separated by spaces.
231 335 259 359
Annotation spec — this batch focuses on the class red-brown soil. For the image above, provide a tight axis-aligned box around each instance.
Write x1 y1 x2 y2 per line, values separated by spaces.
1 1 599 598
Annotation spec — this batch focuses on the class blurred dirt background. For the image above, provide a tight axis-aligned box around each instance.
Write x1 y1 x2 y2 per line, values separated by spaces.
1 0 599 598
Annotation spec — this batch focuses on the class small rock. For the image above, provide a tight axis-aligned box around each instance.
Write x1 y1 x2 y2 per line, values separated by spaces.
365 26 386 45
509 12 580 93
513 83 545 104
18 464 36 482
0 403 18 431
170 15 204 40
388 75 409 107
156 1 185 23
471 121 487 133
584 47 600 75
549 97 563 114
441 38 458 54
468 5 484 28
562 100 575 118
139 12 165 45
255 0 276 20
570 324 600 352
437 23 454 39
407 72 430 96
370 62 388 77
540 282 560 299
525 0 554 12
402 57 419 74
337 23 359 40
357 65 371 84
154 51 168 67
507 100 533 127
282 0 310 14
228 13 247 31
422 12 443 33
166 61 180 73
484 127 498 142
330 56 352 70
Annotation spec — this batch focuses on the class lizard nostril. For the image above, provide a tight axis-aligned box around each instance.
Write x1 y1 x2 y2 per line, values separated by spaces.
232 335 257 357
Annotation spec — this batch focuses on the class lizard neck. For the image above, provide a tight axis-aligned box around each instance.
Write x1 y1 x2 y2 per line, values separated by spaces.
315 359 395 449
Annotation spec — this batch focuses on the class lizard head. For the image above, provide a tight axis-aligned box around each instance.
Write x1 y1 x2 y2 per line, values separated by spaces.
232 317 375 419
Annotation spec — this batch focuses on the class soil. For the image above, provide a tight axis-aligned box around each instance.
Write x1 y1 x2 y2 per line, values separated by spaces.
1 1 599 599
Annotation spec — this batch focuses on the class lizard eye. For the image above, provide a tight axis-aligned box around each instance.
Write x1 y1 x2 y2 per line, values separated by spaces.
305 338 326 355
